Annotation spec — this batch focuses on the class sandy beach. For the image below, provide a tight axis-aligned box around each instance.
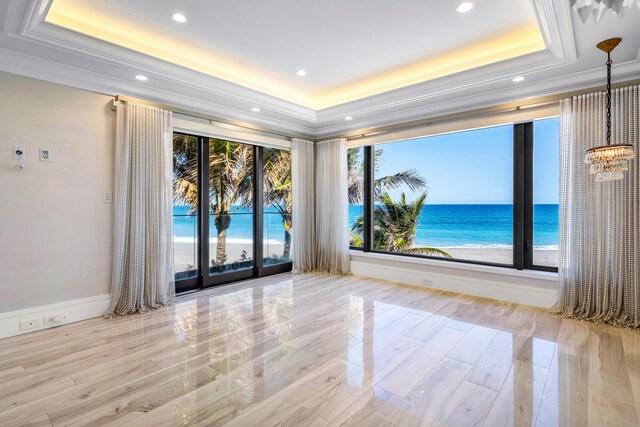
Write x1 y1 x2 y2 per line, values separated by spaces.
442 248 558 267
174 240 286 272
175 241 557 273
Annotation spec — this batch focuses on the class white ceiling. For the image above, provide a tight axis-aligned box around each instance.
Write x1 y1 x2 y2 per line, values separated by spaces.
0 0 639 138
45 0 544 108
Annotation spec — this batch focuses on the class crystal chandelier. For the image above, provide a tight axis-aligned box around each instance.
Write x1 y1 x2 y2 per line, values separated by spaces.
584 38 635 182
571 0 640 23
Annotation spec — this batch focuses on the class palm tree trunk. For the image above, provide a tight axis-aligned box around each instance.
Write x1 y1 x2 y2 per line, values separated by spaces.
283 230 291 259
282 216 292 259
215 228 227 265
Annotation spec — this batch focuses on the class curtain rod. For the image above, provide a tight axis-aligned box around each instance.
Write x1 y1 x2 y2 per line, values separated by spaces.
329 78 640 141
112 95 308 141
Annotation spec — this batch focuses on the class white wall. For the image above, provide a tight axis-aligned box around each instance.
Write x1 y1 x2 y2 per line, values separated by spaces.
0 71 114 314
350 252 558 308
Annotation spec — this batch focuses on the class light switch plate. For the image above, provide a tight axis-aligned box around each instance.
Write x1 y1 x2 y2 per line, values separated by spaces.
39 148 51 162
103 191 113 203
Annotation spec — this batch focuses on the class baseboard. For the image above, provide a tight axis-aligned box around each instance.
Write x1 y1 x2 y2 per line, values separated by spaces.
350 260 557 309
0 294 110 339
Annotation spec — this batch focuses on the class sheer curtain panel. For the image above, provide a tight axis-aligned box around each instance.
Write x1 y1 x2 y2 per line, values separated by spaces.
315 138 350 274
291 138 316 273
554 86 639 327
106 101 175 317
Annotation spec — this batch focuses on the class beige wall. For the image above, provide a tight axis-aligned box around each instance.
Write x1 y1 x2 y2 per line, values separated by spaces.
0 71 114 313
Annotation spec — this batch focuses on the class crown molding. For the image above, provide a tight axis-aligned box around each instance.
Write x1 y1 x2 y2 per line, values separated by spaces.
0 0 638 139
532 0 577 62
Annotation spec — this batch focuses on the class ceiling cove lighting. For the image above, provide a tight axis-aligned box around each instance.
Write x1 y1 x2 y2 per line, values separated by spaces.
296 69 307 77
251 107 261 112
171 13 187 23
345 116 353 121
584 37 634 182
456 2 474 13
512 76 526 82
135 75 148 81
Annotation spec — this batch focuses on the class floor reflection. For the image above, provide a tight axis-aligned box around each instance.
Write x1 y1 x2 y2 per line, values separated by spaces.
2 273 639 426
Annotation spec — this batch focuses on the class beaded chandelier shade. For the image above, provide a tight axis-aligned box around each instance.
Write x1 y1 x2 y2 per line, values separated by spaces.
584 38 635 182
571 0 640 23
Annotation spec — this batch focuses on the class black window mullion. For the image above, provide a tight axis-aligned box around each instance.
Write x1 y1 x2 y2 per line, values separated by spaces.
523 122 534 269
198 136 210 287
513 123 526 270
363 145 375 252
254 146 265 277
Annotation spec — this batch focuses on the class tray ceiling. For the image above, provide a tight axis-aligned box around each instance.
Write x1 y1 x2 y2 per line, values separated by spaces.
45 0 545 109
0 0 639 138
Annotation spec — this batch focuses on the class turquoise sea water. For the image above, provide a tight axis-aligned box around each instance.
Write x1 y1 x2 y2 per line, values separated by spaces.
172 205 289 244
350 204 558 249
173 204 558 249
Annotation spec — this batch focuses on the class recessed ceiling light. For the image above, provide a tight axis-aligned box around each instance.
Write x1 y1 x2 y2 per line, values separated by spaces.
345 116 353 121
171 13 187 23
135 75 148 81
456 2 474 13
296 69 307 77
252 107 261 112
512 76 526 82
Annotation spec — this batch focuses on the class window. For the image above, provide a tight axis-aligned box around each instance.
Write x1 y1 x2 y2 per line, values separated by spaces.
532 118 559 268
349 118 559 272
372 125 513 265
172 133 292 293
263 147 292 266
173 133 199 280
208 139 254 275
348 147 365 248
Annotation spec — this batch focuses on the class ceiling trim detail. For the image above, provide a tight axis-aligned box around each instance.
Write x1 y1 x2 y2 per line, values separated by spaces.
0 0 638 139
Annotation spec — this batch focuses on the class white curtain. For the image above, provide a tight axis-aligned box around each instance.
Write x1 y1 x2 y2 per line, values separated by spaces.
106 102 175 317
553 85 639 327
315 138 350 274
291 138 316 273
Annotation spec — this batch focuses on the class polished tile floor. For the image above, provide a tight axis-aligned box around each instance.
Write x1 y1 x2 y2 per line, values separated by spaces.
1 273 639 426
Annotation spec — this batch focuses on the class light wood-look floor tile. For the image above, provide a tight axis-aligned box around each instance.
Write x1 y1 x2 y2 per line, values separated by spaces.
1 272 639 426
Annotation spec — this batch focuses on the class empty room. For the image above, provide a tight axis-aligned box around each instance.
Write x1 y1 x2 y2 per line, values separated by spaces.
1 0 640 425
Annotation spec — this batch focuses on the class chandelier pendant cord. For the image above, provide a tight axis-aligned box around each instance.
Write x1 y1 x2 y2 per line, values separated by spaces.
606 52 612 146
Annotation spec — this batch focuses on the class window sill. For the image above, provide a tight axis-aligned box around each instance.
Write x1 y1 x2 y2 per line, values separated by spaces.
349 250 558 284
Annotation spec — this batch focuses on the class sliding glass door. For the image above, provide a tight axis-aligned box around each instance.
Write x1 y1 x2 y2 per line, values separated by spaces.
262 147 292 268
173 133 292 293
206 138 255 285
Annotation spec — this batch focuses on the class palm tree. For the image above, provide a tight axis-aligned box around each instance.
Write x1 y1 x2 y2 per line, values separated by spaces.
173 134 198 210
348 147 429 247
348 148 428 205
262 148 292 259
209 140 253 265
352 191 452 258
172 135 253 266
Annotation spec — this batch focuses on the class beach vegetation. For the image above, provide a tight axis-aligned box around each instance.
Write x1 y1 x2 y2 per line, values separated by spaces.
348 147 450 257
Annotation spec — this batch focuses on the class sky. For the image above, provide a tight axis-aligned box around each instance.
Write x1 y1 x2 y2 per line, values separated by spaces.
374 117 560 204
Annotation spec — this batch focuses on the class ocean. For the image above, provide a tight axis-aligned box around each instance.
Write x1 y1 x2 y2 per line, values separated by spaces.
349 204 558 250
173 204 559 250
172 205 290 245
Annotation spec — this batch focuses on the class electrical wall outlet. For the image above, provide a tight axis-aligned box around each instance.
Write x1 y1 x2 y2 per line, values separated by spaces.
20 318 41 331
422 278 433 287
44 314 66 326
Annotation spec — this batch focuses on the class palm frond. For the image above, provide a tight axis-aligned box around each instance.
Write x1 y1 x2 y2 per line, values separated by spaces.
402 246 453 258
374 170 428 197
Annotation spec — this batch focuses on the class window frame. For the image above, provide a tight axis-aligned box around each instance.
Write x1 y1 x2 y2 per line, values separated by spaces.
350 119 559 273
173 132 293 294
